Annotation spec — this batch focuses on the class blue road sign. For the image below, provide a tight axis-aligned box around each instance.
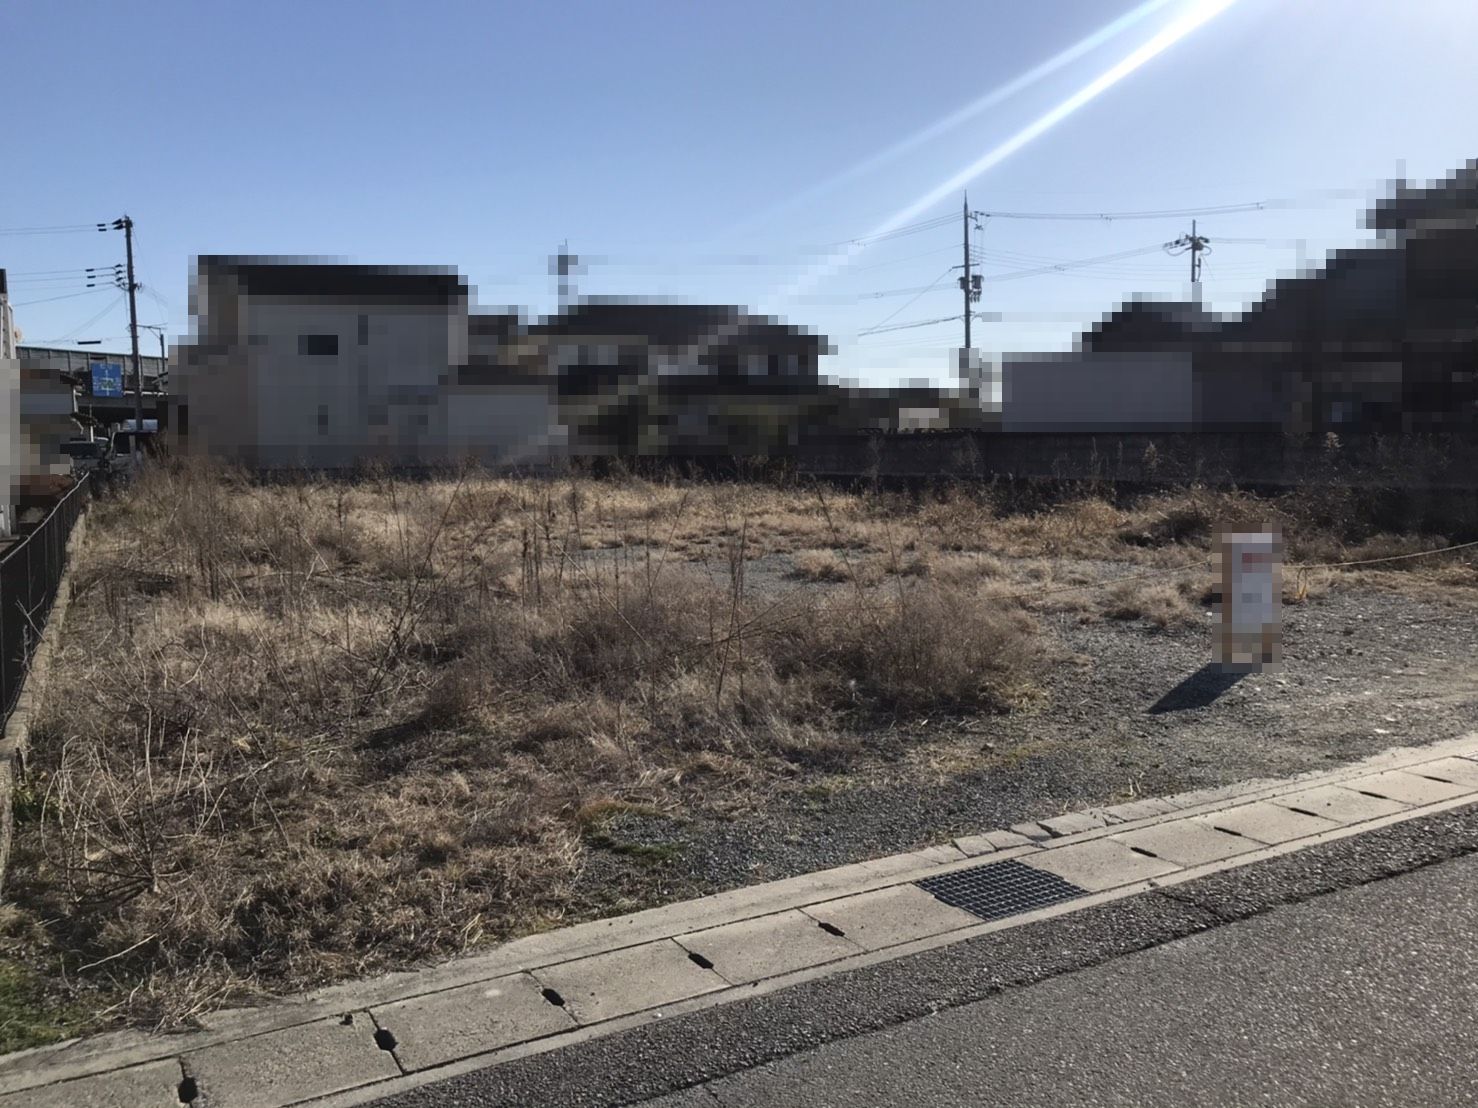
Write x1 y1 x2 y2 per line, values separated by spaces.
91 362 124 398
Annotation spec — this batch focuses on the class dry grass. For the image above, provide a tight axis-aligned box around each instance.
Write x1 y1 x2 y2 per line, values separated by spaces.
8 463 1472 1036
1101 578 1207 629
8 463 1057 1032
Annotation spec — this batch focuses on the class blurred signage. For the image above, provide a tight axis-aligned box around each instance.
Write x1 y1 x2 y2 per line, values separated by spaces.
90 362 124 398
1216 530 1282 671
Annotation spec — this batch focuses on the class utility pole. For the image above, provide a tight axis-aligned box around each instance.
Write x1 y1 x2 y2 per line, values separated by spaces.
961 195 973 351
111 215 144 468
957 195 982 350
952 196 985 402
139 325 167 390
1167 219 1211 302
552 241 580 312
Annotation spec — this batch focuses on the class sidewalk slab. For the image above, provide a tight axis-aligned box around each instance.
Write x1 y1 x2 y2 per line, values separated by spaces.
954 834 1000 857
678 909 862 985
801 885 979 953
372 971 574 1073
1205 801 1342 845
1020 838 1180 891
186 1014 397 1108
978 829 1038 853
532 939 726 1024
1342 770 1471 807
1399 756 1478 789
1272 784 1409 824
1111 819 1261 868
0 1058 181 1108
1038 812 1106 838
1104 798 1181 821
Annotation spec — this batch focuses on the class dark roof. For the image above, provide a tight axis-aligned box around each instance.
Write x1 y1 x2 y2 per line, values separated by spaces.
1222 243 1405 342
470 312 523 338
530 298 827 349
198 256 466 303
1084 298 1222 352
1368 159 1478 231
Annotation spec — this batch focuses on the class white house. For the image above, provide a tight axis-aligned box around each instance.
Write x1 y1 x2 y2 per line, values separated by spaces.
174 257 563 469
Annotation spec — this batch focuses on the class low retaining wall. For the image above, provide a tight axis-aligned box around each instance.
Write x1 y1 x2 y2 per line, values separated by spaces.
0 507 90 897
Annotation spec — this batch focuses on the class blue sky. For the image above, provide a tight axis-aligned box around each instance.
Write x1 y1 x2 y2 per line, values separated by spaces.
3 0 1475 386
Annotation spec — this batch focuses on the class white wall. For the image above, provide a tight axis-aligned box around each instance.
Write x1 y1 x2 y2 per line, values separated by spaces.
244 300 462 468
1000 351 1193 433
442 384 566 466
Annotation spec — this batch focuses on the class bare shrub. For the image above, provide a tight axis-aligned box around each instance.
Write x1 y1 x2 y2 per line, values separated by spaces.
1101 578 1203 629
798 586 1046 714
788 549 852 582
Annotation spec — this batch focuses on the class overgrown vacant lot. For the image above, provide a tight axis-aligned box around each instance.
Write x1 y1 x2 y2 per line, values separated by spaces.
4 463 1477 1044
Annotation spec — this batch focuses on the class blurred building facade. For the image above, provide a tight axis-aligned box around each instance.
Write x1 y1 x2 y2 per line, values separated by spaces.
173 257 564 469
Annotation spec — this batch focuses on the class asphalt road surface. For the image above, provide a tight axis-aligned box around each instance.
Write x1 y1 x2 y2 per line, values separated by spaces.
643 853 1478 1108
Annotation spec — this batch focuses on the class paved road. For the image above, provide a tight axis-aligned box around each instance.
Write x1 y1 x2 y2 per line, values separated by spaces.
645 853 1478 1108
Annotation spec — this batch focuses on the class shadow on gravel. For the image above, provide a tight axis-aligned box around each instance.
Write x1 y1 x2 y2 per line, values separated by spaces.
1149 664 1246 714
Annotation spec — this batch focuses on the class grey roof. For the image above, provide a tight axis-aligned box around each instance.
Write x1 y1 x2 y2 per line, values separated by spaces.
198 256 466 303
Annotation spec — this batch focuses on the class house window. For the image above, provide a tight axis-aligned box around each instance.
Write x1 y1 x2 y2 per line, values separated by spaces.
317 405 329 434
299 334 338 356
357 315 369 346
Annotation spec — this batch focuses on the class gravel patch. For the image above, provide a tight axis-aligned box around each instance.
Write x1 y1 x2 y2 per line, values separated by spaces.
572 584 1478 904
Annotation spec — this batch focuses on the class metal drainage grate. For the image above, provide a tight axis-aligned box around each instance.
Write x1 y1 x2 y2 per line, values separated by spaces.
917 859 1088 922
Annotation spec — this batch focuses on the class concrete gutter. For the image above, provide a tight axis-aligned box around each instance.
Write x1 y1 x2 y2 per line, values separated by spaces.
3 730 1476 1107
0 508 88 897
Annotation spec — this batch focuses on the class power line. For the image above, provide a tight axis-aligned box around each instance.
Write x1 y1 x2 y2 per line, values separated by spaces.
11 288 115 308
981 243 1173 283
849 245 959 272
973 190 1366 222
36 294 127 343
857 267 955 334
859 313 960 337
832 213 957 248
5 264 119 276
0 222 108 236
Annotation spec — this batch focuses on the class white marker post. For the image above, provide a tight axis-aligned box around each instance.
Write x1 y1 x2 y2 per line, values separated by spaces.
1216 530 1282 671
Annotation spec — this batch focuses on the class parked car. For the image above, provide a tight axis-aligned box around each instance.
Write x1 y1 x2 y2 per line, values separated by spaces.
59 437 116 477
110 429 162 465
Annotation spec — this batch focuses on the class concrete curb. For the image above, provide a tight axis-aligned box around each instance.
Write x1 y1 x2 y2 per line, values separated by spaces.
4 729 1477 1107
357 803 1478 1108
0 507 89 897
